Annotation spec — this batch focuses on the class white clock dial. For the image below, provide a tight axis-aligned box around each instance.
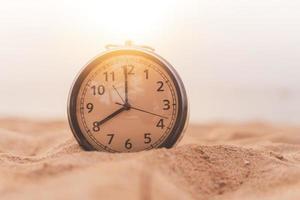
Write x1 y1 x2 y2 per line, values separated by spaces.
76 54 178 152
68 48 188 153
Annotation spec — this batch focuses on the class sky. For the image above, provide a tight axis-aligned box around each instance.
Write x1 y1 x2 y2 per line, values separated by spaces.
0 0 300 124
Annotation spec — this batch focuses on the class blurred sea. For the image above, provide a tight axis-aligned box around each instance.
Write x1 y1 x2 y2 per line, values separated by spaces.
1 81 299 125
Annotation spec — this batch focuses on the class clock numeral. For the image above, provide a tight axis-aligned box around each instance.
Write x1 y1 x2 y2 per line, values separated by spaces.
92 121 100 132
125 139 132 149
103 71 115 81
144 133 151 144
86 103 94 113
107 134 114 144
128 65 135 75
91 85 105 95
163 99 170 110
144 69 149 79
156 119 165 129
157 81 164 92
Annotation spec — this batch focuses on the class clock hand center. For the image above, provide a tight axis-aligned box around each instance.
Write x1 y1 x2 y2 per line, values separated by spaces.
115 102 131 110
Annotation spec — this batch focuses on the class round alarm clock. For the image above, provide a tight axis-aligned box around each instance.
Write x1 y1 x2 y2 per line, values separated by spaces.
67 41 188 152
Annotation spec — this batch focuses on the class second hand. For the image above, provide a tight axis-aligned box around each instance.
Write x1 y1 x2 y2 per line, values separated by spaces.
115 102 168 119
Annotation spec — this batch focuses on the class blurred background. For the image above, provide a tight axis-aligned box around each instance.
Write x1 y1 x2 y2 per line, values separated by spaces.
0 0 299 124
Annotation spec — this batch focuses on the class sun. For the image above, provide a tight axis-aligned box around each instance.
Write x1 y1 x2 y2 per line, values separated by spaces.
64 0 177 41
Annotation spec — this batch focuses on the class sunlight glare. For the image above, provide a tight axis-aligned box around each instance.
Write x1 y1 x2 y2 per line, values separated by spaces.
68 0 178 41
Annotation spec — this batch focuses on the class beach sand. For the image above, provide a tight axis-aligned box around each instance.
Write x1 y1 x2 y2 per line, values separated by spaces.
0 118 300 199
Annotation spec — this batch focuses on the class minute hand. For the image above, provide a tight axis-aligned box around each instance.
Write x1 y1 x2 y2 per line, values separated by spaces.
123 66 128 103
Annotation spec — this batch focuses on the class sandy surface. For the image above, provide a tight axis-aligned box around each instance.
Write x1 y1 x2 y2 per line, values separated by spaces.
0 119 300 200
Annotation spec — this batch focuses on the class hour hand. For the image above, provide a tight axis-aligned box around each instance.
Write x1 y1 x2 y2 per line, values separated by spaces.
96 106 127 126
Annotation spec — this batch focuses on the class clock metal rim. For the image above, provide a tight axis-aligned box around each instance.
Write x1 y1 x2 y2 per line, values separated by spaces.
67 47 189 152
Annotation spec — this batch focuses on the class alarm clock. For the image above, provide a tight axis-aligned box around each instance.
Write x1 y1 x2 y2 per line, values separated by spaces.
67 41 188 152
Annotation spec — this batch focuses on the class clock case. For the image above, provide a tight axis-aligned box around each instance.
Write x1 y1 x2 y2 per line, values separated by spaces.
67 46 189 151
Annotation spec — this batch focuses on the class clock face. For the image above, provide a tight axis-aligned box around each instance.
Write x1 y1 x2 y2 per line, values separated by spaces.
72 50 182 152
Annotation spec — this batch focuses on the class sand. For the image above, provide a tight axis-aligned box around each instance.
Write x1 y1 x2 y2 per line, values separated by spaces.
0 119 300 200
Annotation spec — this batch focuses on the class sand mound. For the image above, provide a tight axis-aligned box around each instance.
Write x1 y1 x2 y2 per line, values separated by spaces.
0 119 300 200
